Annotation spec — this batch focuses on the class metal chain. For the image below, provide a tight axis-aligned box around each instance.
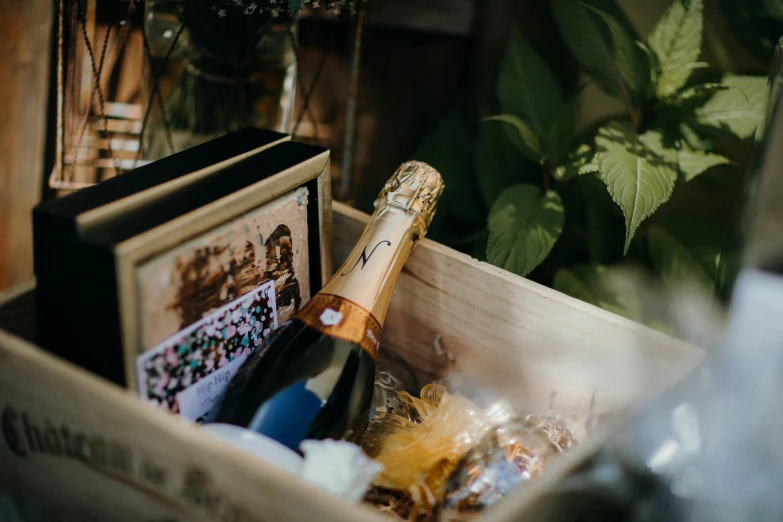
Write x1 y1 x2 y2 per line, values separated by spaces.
73 0 118 178
134 7 185 165
288 24 323 143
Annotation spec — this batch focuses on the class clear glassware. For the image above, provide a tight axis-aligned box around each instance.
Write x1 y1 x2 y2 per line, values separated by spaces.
142 0 297 159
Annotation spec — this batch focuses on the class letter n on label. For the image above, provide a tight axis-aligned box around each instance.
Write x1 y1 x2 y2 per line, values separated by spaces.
341 241 391 276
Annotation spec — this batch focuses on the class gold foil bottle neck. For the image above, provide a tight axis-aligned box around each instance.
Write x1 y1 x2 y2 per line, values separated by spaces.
374 161 445 230
314 160 445 327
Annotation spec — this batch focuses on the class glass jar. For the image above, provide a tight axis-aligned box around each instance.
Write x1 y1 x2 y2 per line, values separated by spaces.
142 0 297 159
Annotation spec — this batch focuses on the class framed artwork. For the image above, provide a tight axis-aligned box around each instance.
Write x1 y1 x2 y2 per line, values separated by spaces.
34 128 289 364
134 186 313 420
36 140 331 422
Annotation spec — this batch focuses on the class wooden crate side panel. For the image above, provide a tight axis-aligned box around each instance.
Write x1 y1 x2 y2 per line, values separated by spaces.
0 330 385 522
332 202 705 438
0 281 36 342
0 201 705 522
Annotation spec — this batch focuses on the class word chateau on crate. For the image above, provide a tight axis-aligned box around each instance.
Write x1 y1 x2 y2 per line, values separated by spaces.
0 129 703 522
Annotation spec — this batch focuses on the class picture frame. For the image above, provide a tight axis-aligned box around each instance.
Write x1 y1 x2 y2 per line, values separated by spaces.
34 128 289 361
36 140 331 421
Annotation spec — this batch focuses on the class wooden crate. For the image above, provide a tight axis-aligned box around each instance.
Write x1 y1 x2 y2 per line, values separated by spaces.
0 202 704 522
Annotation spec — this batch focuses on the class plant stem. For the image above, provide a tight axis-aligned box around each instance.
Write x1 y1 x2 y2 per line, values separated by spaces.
630 103 643 130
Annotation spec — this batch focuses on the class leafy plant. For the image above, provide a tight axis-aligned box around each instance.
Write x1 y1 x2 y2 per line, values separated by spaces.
413 0 768 322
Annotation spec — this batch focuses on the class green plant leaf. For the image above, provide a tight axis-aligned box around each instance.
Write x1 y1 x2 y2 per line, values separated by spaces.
648 0 704 97
759 63 783 142
497 29 564 143
672 82 728 104
483 115 542 160
580 176 625 264
692 75 768 139
553 264 639 319
637 41 661 89
487 184 565 277
476 118 529 208
582 3 651 99
414 107 483 224
580 0 641 37
648 225 714 291
653 80 718 128
655 216 725 278
677 122 713 150
551 0 629 99
548 90 582 163
677 146 732 182
594 121 678 253
553 143 600 181
762 0 783 20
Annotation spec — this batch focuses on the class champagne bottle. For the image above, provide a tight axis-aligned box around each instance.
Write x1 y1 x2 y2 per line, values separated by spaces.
212 161 444 452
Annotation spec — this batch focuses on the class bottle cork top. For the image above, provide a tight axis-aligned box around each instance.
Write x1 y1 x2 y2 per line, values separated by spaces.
374 161 445 229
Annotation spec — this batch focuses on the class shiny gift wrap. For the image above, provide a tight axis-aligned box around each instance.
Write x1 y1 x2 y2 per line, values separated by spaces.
360 385 517 519
361 385 498 518
438 416 573 520
360 382 576 521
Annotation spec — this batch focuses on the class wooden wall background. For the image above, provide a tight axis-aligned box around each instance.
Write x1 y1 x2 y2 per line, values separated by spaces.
0 0 488 292
0 0 52 290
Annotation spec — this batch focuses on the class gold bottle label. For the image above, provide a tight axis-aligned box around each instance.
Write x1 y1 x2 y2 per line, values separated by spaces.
294 293 382 360
321 161 445 324
294 161 444 360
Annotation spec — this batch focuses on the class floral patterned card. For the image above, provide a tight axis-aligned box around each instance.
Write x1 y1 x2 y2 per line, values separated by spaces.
136 281 277 421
